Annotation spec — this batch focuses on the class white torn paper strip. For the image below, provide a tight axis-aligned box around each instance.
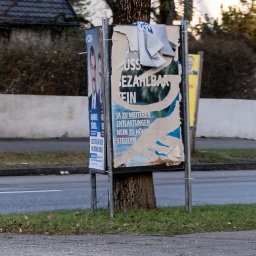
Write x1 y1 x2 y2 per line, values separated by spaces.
138 26 165 67
115 25 177 68
151 24 176 57
137 24 176 68
114 25 138 52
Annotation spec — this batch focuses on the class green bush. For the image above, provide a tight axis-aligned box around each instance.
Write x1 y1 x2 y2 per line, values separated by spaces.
189 36 256 99
1 30 255 99
0 34 87 96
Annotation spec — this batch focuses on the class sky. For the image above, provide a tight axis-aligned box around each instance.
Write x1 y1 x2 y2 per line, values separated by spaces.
191 0 241 25
87 0 242 27
87 1 111 27
193 0 240 22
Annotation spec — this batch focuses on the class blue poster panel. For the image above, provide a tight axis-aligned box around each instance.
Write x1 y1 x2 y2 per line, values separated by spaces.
111 25 184 169
86 27 105 171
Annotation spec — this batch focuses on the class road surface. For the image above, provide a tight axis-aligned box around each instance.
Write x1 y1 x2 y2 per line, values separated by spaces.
0 170 256 213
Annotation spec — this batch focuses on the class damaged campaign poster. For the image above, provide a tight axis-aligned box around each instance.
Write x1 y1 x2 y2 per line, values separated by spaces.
111 25 185 169
86 27 105 171
188 54 200 127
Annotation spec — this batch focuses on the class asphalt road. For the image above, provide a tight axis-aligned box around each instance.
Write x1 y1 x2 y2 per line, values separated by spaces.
1 171 256 214
0 137 255 152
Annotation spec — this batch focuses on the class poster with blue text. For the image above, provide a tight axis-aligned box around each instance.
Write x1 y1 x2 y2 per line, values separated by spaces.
86 27 105 171
111 25 185 168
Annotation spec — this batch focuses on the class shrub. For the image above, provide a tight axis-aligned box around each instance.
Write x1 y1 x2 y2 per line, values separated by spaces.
0 34 87 96
189 36 256 99
1 30 255 99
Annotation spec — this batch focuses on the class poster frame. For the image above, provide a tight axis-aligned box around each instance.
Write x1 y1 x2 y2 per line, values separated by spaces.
108 23 189 174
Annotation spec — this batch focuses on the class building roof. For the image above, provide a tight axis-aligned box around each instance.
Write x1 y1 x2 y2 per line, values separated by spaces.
0 0 79 26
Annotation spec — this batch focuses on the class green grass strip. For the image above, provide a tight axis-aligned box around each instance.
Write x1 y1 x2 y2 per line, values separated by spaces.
0 149 255 168
1 204 256 235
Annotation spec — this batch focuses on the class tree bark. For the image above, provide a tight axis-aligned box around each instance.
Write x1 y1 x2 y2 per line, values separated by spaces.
167 0 176 24
106 0 150 24
113 172 156 211
184 0 193 21
158 0 176 25
106 0 157 212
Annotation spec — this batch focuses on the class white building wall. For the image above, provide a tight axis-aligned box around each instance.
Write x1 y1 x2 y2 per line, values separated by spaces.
196 99 256 140
0 94 89 138
0 95 255 140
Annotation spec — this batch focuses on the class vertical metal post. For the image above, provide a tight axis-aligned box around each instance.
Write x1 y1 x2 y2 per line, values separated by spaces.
86 22 98 213
181 20 192 213
90 171 97 213
102 18 114 218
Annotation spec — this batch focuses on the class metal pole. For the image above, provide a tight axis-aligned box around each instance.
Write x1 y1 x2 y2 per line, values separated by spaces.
86 22 98 213
181 20 192 213
102 18 114 218
90 171 97 213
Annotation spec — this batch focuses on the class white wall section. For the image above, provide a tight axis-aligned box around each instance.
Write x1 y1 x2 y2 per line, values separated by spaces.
0 95 255 140
196 99 256 140
0 94 89 138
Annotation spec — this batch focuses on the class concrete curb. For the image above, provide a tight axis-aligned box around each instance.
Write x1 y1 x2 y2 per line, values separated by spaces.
0 163 255 176
0 166 89 176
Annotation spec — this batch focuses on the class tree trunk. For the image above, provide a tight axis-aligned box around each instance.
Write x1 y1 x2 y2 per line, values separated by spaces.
107 0 157 211
184 0 193 21
158 0 176 25
113 172 156 211
167 0 176 24
106 0 150 24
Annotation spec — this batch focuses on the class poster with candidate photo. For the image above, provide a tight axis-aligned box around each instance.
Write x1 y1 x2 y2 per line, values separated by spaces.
188 54 200 127
86 27 105 172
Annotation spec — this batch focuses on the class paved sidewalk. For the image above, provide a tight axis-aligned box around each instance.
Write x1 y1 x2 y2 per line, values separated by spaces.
0 137 255 152
1 230 256 256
